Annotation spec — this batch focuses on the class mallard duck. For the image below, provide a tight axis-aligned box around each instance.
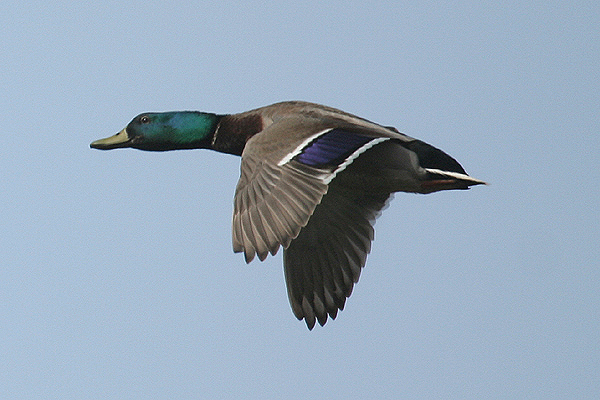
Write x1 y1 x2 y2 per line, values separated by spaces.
91 101 485 329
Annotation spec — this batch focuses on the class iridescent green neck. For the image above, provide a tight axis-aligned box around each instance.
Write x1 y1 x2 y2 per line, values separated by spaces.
90 110 263 155
127 112 220 151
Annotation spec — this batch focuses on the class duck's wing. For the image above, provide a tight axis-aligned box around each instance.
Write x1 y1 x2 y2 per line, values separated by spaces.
232 148 329 262
231 115 396 263
283 181 393 329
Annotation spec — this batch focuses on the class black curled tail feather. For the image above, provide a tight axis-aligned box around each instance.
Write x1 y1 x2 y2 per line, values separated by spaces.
403 139 467 175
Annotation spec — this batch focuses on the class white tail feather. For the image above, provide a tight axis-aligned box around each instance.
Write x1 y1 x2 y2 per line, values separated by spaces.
425 168 487 185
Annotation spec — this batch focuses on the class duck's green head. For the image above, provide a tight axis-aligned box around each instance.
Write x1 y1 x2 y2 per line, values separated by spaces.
90 111 219 151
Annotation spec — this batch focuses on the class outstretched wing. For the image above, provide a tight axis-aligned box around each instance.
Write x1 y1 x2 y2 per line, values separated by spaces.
232 156 329 262
232 121 390 263
283 183 392 329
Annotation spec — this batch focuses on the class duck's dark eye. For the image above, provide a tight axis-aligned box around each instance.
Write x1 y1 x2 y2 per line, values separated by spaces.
139 115 150 124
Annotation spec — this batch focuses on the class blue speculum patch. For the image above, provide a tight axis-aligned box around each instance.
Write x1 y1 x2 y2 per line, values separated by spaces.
295 129 373 167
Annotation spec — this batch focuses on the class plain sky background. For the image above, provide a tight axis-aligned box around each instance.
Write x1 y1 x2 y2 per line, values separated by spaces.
1 1 598 398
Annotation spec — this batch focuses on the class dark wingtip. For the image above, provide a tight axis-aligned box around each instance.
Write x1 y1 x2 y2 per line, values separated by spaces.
304 317 316 330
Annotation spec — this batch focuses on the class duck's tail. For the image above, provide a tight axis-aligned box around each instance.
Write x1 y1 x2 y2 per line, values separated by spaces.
402 139 486 193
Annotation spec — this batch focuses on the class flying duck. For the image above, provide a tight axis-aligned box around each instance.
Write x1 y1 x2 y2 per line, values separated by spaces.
91 101 485 329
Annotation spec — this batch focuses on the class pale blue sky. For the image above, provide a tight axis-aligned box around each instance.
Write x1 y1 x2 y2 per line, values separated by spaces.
1 1 598 398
